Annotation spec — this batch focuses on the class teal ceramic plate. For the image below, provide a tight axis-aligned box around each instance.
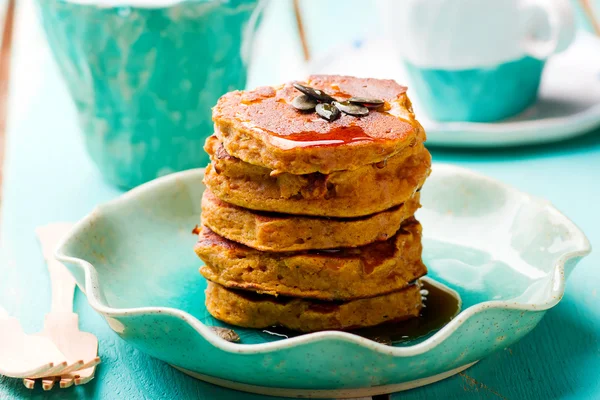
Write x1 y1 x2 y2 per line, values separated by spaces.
56 164 591 398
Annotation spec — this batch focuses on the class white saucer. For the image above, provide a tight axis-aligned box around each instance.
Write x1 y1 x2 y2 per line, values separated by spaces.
310 32 600 148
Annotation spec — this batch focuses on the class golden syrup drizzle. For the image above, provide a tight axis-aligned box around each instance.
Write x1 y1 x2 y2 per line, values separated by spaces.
267 124 376 149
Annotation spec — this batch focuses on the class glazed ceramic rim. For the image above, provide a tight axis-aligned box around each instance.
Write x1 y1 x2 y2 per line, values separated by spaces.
428 101 600 134
56 163 591 356
424 100 600 147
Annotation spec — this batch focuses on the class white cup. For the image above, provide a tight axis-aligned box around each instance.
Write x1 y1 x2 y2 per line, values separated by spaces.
380 0 576 122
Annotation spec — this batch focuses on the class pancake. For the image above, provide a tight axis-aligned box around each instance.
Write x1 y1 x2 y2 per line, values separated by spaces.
201 189 421 252
205 281 423 332
203 135 431 217
212 75 426 175
195 220 427 301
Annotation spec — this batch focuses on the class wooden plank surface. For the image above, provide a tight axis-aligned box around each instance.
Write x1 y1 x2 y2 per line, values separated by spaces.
0 0 14 193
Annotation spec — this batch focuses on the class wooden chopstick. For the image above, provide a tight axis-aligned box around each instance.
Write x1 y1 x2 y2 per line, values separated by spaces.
581 0 600 36
293 0 310 62
0 0 16 191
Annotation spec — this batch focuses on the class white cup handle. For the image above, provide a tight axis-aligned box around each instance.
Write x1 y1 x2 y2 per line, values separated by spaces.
520 0 576 59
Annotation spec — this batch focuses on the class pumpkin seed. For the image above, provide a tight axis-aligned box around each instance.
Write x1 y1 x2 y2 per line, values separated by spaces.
291 94 317 111
333 101 369 116
348 97 385 108
293 83 336 103
210 326 240 343
316 103 341 121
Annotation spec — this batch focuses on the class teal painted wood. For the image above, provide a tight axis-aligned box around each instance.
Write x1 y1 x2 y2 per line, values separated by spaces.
35 0 264 189
1 0 599 399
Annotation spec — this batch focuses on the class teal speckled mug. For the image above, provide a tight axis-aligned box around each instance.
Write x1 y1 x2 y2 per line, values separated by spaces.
36 0 265 188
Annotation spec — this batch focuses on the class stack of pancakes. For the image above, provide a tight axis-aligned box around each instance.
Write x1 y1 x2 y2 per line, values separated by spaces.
195 75 432 333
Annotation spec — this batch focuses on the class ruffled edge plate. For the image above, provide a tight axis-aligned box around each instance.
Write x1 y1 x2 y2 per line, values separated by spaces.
55 164 591 397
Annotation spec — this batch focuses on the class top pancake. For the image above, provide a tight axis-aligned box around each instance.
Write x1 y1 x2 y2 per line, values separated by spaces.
213 75 426 174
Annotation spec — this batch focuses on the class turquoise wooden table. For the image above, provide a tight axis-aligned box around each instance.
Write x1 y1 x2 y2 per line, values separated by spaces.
0 1 598 399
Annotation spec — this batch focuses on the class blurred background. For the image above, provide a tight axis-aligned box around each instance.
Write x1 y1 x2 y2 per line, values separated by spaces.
2 0 599 189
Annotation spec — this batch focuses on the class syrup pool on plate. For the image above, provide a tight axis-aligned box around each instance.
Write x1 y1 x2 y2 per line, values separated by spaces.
262 278 461 345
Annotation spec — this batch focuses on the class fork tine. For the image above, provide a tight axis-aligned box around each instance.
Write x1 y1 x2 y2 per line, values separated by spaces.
42 377 57 391
74 374 94 386
28 361 67 379
74 357 101 372
59 376 74 388
57 360 84 375
23 378 35 389
24 358 92 390
30 359 85 379
59 357 100 388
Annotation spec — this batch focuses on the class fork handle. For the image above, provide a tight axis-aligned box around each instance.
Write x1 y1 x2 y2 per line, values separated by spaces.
36 223 76 314
48 258 76 314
